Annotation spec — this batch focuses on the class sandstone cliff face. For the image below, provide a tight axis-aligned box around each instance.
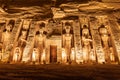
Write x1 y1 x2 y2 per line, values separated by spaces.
102 0 120 2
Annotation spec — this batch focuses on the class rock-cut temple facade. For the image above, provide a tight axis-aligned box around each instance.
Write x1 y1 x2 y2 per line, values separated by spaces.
0 14 120 64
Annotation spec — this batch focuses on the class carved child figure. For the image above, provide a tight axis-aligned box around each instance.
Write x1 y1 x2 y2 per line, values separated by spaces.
13 47 21 63
0 50 2 61
32 48 39 64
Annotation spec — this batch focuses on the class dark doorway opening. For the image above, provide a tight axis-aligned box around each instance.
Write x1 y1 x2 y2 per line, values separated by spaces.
50 45 57 63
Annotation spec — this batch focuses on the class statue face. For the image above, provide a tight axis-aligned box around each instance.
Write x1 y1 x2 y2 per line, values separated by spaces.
33 48 38 53
21 31 27 39
33 48 36 51
22 31 27 36
6 24 12 32
23 20 30 30
82 28 89 36
65 26 70 34
15 48 19 53
99 28 108 34
39 22 45 29
101 35 109 42
39 29 43 34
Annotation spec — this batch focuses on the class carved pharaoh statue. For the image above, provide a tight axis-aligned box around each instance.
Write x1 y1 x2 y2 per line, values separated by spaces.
34 23 46 64
0 23 5 61
62 22 73 63
1 22 13 61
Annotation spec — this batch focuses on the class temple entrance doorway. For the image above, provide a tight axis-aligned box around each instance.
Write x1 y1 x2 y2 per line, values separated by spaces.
50 45 57 63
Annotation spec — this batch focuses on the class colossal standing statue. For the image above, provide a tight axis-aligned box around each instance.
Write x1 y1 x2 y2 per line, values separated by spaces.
62 22 73 63
34 22 46 64
82 25 92 63
99 24 111 62
1 22 13 62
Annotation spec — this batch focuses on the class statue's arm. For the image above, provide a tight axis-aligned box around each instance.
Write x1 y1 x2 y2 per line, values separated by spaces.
0 33 4 46
21 38 29 44
62 35 65 48
43 36 46 48
71 35 74 48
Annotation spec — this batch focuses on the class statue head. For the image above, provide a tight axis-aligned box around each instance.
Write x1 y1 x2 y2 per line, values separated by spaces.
33 48 36 51
99 24 108 35
6 24 12 32
21 30 27 36
39 22 45 29
6 19 15 32
33 48 38 53
15 47 20 53
22 20 30 30
49 19 54 23
22 25 29 30
65 22 71 34
21 30 27 39
82 25 89 36
39 29 44 35
65 26 71 34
